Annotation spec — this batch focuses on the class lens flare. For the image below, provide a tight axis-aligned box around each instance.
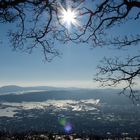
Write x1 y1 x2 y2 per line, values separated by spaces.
64 123 72 133
59 118 66 126
58 117 72 133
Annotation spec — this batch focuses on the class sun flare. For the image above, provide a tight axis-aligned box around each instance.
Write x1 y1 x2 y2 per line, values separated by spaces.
58 5 79 29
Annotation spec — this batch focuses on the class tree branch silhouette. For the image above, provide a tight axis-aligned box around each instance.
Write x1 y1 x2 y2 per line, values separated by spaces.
0 0 140 99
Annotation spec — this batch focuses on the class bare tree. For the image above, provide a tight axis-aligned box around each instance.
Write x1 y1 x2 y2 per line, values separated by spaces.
0 0 140 98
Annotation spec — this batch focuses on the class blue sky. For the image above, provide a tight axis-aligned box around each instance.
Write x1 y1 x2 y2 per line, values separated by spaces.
0 37 103 87
0 1 139 88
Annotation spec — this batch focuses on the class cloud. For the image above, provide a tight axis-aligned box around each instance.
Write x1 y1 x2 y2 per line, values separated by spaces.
0 99 100 117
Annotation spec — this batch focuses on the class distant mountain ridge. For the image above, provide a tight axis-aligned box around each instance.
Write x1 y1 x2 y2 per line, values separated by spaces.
0 85 24 93
0 85 129 95
0 85 83 94
0 85 54 94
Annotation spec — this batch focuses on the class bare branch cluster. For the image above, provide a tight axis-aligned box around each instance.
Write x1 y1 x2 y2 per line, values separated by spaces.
0 0 76 61
95 55 140 101
68 0 140 46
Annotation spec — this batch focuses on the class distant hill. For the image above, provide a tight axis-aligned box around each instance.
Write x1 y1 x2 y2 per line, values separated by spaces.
0 85 51 94
0 85 82 94
0 85 24 93
0 85 129 98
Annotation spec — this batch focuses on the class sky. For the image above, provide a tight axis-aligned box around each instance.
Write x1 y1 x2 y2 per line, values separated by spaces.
0 1 140 88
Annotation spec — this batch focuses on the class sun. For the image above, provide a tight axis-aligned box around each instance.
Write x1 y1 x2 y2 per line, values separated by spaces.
58 5 79 29
61 8 77 27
